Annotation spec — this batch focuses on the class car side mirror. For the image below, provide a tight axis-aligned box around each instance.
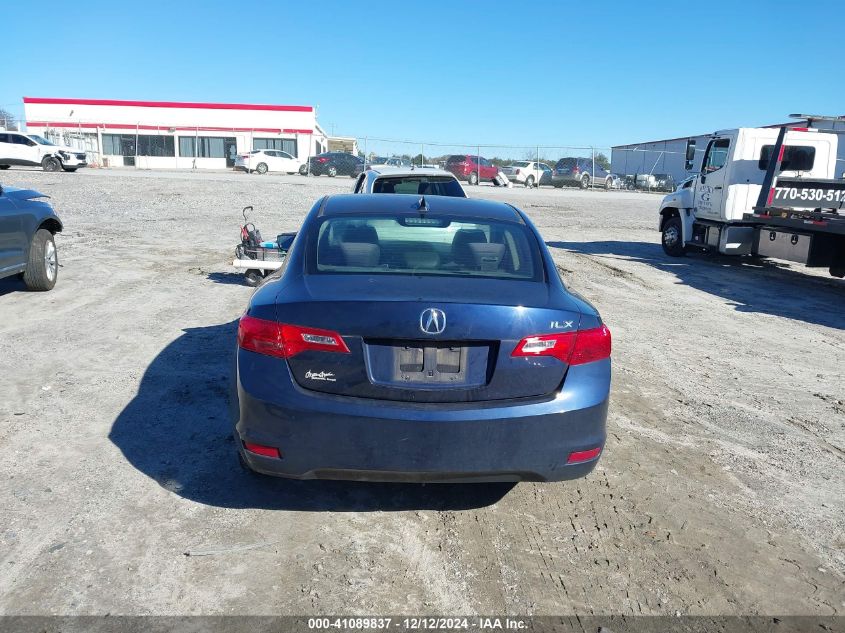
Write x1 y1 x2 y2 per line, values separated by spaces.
700 175 706 184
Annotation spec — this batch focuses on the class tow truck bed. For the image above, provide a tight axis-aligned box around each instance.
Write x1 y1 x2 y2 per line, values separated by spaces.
744 209 845 236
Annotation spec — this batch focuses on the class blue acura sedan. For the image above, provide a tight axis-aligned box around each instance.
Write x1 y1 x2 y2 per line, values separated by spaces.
233 193 610 482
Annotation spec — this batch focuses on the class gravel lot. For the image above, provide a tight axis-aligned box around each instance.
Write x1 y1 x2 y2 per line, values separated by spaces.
0 168 843 616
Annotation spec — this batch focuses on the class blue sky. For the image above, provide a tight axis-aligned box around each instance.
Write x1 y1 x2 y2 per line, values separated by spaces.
2 0 842 151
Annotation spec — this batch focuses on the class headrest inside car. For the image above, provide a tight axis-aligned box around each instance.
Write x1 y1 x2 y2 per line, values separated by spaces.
469 242 506 272
340 242 380 267
451 229 488 266
341 224 379 244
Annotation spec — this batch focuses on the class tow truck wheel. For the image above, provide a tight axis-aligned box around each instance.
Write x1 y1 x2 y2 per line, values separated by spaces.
661 216 687 257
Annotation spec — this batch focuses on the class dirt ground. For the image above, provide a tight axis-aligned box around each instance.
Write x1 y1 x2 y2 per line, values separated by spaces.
0 168 842 617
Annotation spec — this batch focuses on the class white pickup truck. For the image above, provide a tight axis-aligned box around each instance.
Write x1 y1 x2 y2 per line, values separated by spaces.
658 125 845 277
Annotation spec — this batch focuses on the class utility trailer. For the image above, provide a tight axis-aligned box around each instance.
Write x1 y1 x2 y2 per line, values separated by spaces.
658 118 845 277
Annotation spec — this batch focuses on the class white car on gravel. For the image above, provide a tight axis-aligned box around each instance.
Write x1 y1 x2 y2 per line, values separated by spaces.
353 167 466 196
234 149 304 175
0 131 87 172
500 161 552 188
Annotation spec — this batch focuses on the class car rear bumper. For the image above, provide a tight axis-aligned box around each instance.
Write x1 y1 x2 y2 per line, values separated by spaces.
234 352 610 482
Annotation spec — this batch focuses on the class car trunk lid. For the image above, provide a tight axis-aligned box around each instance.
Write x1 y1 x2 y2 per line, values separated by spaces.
277 275 581 402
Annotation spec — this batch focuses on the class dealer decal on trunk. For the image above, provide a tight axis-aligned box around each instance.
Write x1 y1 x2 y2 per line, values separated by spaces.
305 370 336 382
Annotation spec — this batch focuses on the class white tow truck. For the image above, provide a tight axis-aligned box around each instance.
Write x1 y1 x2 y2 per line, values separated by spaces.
658 118 845 277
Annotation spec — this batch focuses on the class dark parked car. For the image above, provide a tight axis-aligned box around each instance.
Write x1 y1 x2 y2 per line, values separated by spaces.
552 158 613 189
652 173 676 192
308 152 364 178
233 193 611 482
444 155 499 185
0 184 63 290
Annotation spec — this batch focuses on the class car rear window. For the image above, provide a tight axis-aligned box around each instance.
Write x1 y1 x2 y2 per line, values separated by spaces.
372 176 465 197
555 158 577 169
446 155 467 163
312 215 542 281
511 161 530 167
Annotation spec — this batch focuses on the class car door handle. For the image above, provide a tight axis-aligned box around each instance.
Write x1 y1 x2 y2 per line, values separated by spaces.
714 186 723 190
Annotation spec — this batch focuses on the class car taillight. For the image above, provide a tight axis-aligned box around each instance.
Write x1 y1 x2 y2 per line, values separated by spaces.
511 325 611 365
243 442 281 458
238 315 350 359
318 157 329 163
566 446 602 464
572 166 580 174
516 169 521 175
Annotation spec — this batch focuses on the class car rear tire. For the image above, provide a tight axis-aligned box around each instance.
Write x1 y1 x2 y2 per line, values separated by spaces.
525 175 535 188
256 162 268 175
42 157 61 172
605 177 612 190
299 164 307 175
328 166 337 177
23 229 58 291
63 167 77 172
0 165 9 170
581 174 591 189
468 172 478 186
661 216 687 257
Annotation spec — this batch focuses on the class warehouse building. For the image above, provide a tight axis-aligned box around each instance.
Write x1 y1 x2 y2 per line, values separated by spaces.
23 96 330 169
611 115 845 184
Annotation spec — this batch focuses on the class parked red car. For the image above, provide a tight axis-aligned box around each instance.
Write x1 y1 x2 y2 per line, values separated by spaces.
445 155 499 185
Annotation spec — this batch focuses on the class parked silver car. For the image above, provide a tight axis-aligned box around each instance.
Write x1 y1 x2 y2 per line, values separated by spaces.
352 167 466 197
0 184 63 290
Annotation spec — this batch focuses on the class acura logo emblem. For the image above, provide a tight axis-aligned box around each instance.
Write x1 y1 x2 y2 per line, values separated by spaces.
420 308 446 335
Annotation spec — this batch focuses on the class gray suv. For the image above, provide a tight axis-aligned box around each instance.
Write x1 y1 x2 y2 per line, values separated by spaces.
552 157 613 189
0 184 63 290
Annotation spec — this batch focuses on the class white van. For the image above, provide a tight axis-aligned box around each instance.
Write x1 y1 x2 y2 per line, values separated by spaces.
0 132 88 172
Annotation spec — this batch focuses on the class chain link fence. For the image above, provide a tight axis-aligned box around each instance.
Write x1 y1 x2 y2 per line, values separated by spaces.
2 109 686 192
351 136 683 193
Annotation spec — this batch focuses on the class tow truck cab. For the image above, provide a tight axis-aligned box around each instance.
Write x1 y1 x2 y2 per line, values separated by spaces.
658 126 845 277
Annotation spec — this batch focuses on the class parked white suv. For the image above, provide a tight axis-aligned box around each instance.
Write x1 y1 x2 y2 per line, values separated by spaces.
0 132 87 172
